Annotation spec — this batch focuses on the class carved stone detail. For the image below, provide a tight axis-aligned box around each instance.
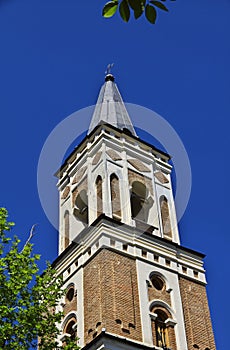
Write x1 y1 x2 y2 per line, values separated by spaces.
92 152 102 165
61 186 70 200
72 166 87 185
155 171 169 184
128 159 150 172
106 149 122 161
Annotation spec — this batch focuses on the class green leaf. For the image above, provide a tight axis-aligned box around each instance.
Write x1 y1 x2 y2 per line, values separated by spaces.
128 0 137 10
119 0 130 22
134 6 144 19
0 207 81 350
128 0 145 19
150 0 168 11
145 4 157 23
102 1 119 18
128 0 144 10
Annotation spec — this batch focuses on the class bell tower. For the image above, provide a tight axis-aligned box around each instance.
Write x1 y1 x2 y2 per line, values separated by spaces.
53 73 216 350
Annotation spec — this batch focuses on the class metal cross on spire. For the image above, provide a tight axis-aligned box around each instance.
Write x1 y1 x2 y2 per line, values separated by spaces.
105 63 114 75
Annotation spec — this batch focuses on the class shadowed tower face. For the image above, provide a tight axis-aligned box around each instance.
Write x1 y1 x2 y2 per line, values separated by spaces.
54 73 216 350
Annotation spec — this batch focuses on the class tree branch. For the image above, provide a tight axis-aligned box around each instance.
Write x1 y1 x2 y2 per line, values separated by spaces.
21 224 38 251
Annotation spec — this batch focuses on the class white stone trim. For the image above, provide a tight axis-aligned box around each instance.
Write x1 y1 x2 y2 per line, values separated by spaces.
149 299 175 318
60 333 71 342
149 312 158 321
61 311 78 330
165 318 177 327
149 270 170 291
136 259 188 350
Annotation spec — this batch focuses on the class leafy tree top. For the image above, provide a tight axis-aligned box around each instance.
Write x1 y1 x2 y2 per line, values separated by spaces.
102 0 175 24
0 208 79 350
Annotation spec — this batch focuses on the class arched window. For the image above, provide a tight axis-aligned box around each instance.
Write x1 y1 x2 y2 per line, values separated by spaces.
63 316 77 341
110 174 121 220
64 211 70 249
130 181 147 222
74 189 88 224
96 175 103 217
155 309 169 348
160 195 172 239
150 306 176 349
66 320 76 337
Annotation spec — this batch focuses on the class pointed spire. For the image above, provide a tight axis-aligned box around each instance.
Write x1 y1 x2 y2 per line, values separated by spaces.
88 71 137 137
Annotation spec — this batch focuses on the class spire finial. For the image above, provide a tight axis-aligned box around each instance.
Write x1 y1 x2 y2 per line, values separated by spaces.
105 63 114 75
105 63 115 82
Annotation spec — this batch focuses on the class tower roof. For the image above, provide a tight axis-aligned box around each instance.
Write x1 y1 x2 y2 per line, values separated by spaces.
88 73 137 137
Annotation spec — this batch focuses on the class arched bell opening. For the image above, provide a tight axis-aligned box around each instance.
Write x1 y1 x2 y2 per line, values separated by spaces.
130 181 153 223
131 181 147 221
73 189 88 225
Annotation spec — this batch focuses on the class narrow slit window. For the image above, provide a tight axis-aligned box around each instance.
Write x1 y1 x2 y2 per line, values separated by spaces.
110 174 121 220
64 211 70 249
160 195 172 239
96 175 103 217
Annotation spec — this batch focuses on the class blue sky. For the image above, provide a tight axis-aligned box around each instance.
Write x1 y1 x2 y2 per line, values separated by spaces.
0 0 229 348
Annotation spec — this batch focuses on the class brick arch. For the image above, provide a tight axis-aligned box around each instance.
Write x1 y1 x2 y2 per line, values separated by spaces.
62 313 78 345
66 282 75 289
151 305 171 319
62 311 77 332
64 317 77 334
149 300 175 319
128 169 153 195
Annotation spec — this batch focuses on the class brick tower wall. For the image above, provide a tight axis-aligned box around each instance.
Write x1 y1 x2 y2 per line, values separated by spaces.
83 248 142 345
179 277 216 350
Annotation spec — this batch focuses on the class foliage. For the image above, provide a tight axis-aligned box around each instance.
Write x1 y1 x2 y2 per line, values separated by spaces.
0 208 79 350
102 0 174 24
